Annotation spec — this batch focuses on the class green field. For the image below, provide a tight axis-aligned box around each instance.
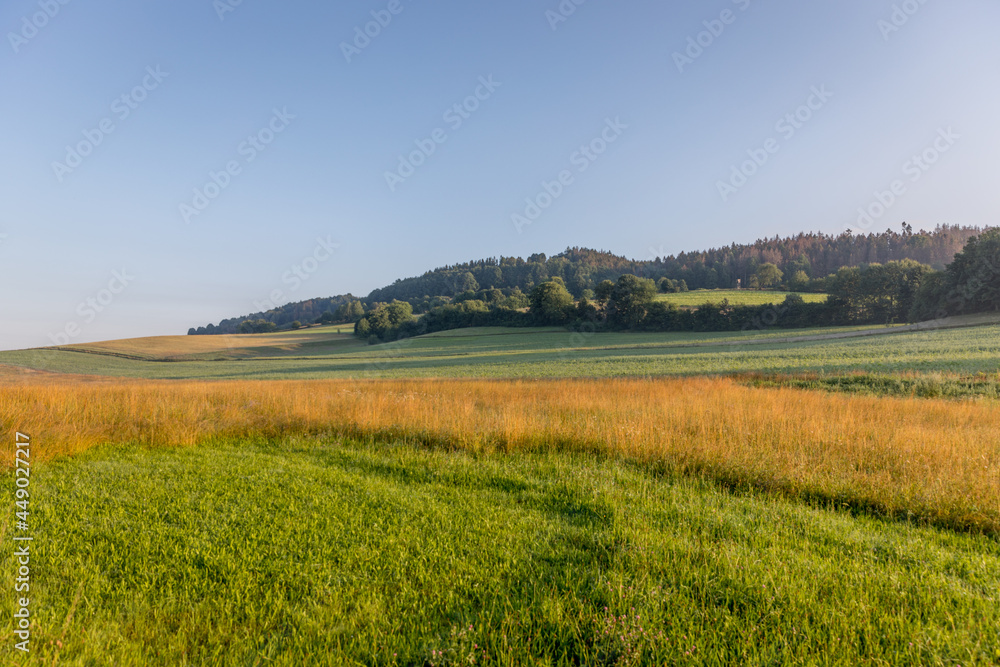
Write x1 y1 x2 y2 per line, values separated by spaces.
5 436 997 666
3 314 999 381
655 289 828 307
4 318 1000 665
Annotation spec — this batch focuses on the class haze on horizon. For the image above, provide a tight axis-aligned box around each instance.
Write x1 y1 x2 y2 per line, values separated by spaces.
1 0 998 350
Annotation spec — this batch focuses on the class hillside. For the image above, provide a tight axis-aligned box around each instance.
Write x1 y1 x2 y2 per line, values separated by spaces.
191 224 982 334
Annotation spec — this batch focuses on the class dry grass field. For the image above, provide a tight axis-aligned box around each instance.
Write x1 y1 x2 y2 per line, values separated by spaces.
51 324 360 361
4 376 998 535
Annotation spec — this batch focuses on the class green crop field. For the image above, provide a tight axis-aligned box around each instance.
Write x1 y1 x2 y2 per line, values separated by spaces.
2 314 999 382
655 289 828 307
4 436 997 666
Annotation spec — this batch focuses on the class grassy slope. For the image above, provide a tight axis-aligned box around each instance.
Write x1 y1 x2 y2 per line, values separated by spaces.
3 437 997 666
50 325 361 361
2 316 999 380
655 289 827 307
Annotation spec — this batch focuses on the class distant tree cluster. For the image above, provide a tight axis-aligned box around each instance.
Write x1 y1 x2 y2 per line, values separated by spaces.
238 319 277 334
824 260 930 324
354 290 533 344
914 227 1000 319
354 301 417 343
188 294 360 335
315 300 365 325
658 277 689 293
810 229 1000 325
750 263 783 289
528 278 576 325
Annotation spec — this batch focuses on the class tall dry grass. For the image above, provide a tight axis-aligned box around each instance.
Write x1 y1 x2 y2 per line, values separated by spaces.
2 376 998 533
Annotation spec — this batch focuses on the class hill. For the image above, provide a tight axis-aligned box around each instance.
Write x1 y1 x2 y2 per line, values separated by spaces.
191 224 982 334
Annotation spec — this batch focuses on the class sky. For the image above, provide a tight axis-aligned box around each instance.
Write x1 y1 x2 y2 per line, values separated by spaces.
1 0 998 350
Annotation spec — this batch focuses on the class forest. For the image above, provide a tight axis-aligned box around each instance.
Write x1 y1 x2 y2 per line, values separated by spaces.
189 224 984 336
355 227 1000 343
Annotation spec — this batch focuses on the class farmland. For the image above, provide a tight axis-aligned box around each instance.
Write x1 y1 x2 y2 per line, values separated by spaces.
2 320 1000 665
1 314 999 382
655 289 828 307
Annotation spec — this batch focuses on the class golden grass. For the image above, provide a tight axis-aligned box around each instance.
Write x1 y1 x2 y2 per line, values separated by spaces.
3 376 998 533
54 325 359 360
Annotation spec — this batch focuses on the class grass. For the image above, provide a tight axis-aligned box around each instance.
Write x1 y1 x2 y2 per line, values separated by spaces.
655 289 828 307
3 321 1000 663
2 315 1000 380
3 377 999 534
51 324 363 361
740 371 1000 399
2 436 997 666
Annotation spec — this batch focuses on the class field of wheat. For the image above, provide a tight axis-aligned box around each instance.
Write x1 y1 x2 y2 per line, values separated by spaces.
4 376 998 534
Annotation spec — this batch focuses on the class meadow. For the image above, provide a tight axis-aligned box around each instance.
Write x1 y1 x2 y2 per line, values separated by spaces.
3 377 998 533
2 321 1000 665
1 314 998 381
2 436 996 665
655 289 828 307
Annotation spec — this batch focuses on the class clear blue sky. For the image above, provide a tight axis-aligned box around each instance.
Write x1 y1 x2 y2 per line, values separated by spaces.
2 0 998 349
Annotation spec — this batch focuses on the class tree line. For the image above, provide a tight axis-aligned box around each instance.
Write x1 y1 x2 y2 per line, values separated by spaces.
364 224 977 302
189 224 983 335
353 228 1000 344
188 295 360 335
